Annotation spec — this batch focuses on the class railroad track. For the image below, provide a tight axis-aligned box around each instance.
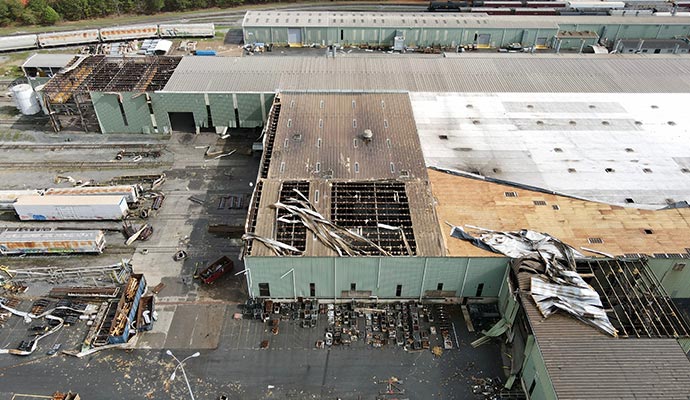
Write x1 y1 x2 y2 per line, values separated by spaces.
0 160 173 169
0 142 168 150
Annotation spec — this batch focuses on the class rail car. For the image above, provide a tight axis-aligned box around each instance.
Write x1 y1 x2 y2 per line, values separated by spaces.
0 23 214 53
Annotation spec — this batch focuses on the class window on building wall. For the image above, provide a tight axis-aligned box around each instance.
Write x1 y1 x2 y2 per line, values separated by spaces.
310 283 316 297
396 285 402 297
259 283 270 297
437 283 444 291
351 283 356 291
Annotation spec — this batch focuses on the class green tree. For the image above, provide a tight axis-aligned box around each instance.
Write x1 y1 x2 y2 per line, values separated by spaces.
143 0 164 14
53 0 89 21
20 9 38 25
39 5 59 25
5 0 24 20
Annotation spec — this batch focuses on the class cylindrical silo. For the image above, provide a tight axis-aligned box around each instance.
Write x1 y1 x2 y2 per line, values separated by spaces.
11 84 41 115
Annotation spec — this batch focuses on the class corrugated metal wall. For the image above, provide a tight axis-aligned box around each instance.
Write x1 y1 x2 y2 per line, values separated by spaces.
150 92 207 133
647 258 690 298
245 256 508 299
245 21 690 48
92 91 154 134
521 335 558 400
207 93 236 128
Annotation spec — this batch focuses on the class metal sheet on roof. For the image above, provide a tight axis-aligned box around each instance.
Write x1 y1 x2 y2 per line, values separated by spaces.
242 10 557 29
162 55 690 94
522 293 690 399
413 91 690 206
22 53 77 69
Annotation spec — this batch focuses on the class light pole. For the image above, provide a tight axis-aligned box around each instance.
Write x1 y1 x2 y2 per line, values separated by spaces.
280 268 296 301
166 350 200 400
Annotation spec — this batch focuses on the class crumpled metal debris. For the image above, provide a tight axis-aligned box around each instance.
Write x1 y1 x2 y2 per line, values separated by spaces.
272 189 392 257
450 224 617 336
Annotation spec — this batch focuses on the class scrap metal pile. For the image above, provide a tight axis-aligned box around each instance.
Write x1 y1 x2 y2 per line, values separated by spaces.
451 225 617 336
240 298 455 352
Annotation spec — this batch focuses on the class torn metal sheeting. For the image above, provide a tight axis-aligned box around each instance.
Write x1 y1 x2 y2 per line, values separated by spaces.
451 224 616 336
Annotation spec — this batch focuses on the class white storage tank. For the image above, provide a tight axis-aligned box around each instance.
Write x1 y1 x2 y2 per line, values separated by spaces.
37 29 100 47
13 195 129 221
10 84 41 115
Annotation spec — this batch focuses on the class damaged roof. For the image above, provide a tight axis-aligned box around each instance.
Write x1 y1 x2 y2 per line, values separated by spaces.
412 91 690 206
522 292 690 399
428 168 690 257
247 92 444 258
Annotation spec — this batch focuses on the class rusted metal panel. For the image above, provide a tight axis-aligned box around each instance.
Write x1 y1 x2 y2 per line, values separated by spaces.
99 25 159 42
0 230 105 255
45 185 138 203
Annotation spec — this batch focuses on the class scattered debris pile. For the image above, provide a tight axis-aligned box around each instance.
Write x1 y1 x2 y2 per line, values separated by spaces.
451 225 617 336
239 299 455 353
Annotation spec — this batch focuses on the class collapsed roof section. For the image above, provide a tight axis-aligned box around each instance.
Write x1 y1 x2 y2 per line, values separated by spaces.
244 92 444 258
43 55 181 104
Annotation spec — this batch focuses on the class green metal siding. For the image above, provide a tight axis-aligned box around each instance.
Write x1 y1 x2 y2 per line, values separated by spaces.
522 335 558 400
91 91 154 134
207 93 236 128
150 92 207 134
236 93 264 128
245 256 508 299
647 258 690 298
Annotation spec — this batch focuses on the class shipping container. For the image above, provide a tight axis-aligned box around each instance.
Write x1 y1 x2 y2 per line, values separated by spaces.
0 229 106 255
159 23 215 38
45 185 139 203
0 34 38 52
37 30 99 47
0 190 41 210
14 195 128 221
99 25 159 42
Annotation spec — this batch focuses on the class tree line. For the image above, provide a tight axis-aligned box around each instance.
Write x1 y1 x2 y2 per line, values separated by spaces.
0 0 263 27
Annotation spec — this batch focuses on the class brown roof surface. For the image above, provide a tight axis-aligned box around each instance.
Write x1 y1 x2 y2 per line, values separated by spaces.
428 168 690 257
267 92 427 181
522 293 690 399
249 93 444 257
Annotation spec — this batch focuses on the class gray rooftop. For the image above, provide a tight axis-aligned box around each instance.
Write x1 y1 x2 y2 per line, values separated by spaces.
21 53 76 69
242 11 690 29
162 54 690 93
242 11 557 29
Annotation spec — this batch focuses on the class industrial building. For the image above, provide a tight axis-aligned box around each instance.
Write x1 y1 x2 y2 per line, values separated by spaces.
36 54 690 134
242 11 690 50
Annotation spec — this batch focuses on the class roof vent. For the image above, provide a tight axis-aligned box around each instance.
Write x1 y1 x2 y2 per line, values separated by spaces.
362 129 373 142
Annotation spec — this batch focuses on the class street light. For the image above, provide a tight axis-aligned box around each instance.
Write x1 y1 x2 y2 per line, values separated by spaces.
166 350 200 400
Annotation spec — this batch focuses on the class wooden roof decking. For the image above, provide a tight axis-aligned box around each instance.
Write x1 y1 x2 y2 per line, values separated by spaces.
429 168 690 257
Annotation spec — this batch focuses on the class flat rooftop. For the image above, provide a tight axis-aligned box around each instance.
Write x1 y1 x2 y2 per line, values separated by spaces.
247 92 444 257
161 54 690 93
414 92 690 206
428 168 690 257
